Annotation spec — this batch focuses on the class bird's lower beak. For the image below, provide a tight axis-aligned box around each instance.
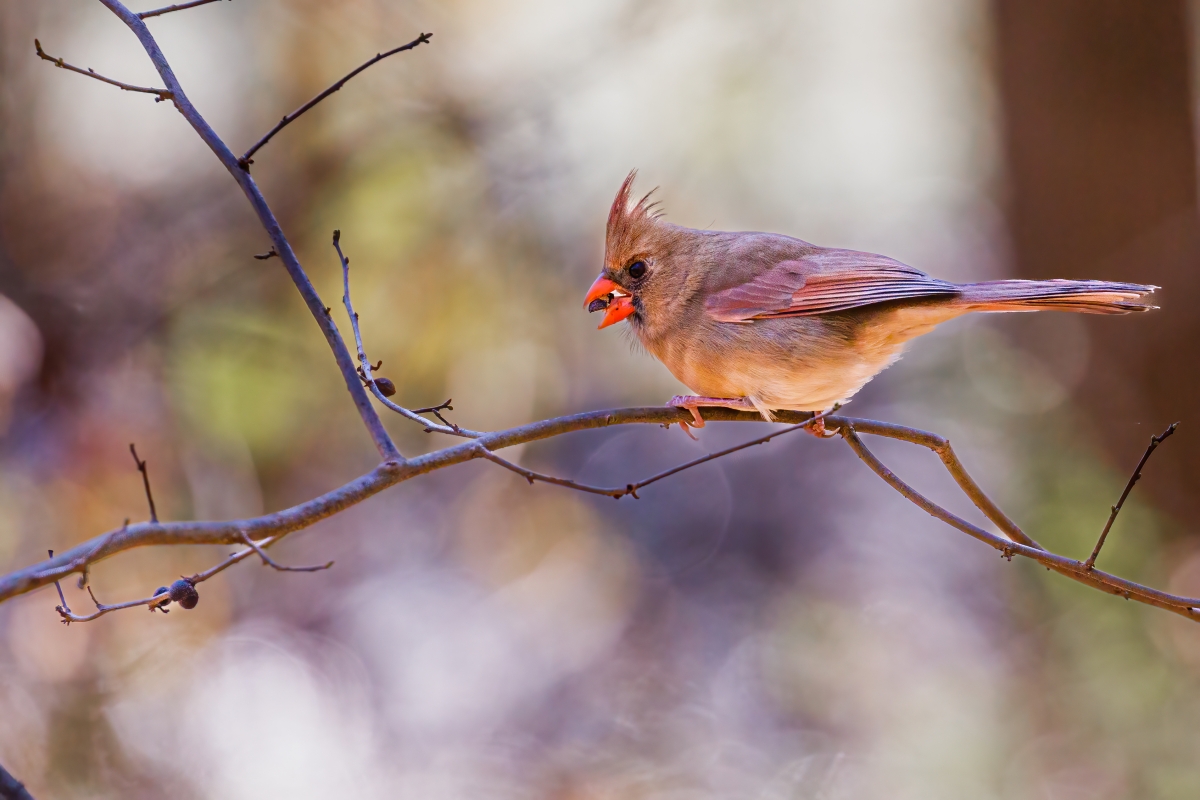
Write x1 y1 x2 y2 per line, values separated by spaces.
584 275 636 329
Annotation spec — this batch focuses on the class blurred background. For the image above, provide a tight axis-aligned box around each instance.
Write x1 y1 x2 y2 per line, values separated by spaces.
2 1 1200 797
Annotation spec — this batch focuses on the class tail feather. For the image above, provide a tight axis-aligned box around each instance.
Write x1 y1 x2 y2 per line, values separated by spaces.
957 279 1158 315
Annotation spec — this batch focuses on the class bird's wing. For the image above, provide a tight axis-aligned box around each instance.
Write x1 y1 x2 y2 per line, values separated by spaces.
704 248 960 322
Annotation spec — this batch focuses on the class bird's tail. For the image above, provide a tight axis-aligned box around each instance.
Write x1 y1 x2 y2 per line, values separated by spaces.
956 279 1158 315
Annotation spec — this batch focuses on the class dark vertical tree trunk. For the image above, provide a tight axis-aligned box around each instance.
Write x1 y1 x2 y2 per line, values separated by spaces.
994 0 1200 520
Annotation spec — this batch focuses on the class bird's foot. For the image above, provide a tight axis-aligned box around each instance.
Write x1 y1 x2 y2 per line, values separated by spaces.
667 395 758 438
804 405 843 438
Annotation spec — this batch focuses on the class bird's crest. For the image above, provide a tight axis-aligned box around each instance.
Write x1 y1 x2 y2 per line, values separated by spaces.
605 170 663 267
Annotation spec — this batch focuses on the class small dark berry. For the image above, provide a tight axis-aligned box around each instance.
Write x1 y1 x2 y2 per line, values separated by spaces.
154 586 169 597
588 295 611 314
169 578 199 610
374 377 397 397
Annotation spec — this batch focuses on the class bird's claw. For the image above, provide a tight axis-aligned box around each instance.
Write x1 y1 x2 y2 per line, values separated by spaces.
668 395 706 439
806 408 842 438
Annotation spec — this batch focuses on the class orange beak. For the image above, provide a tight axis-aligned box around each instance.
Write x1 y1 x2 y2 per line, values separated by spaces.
584 275 636 329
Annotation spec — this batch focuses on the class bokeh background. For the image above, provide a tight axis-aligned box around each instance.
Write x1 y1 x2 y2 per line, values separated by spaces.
2 1 1200 797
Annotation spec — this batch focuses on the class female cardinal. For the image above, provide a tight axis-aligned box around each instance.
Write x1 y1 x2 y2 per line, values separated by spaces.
584 172 1157 433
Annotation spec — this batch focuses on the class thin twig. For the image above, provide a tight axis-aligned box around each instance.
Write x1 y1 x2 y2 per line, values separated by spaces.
413 399 460 430
54 537 277 623
34 39 172 102
1085 422 1179 570
58 581 168 623
191 536 275 582
334 230 481 437
844 418 1045 551
138 0 226 19
335 229 380 407
414 399 454 415
476 406 838 499
239 33 432 168
632 405 838 494
373 381 481 437
239 531 333 572
129 443 159 523
48 550 71 621
253 248 277 260
840 423 1199 621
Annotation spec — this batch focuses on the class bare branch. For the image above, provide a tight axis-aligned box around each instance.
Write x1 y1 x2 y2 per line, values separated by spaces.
336 229 382 413
34 38 172 101
239 531 333 572
128 443 159 523
253 248 277 261
414 398 454 416
53 537 300 623
62 530 332 623
836 418 1044 551
13 405 1197 625
239 33 433 168
633 405 837 493
1085 422 1179 570
56 585 169 624
475 448 628 498
191 536 277 582
413 399 462 432
839 422 1199 621
334 230 482 437
3 407 765 603
47 550 70 617
138 0 226 20
371 382 481 437
476 406 838 499
94 0 401 463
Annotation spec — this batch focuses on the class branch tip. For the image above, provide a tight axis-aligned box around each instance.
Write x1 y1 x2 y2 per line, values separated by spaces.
138 0 229 20
239 532 334 572
240 32 432 165
1084 421 1178 570
34 39 172 100
129 443 159 523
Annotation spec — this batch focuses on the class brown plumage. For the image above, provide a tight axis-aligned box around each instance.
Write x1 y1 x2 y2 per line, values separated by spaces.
585 172 1158 426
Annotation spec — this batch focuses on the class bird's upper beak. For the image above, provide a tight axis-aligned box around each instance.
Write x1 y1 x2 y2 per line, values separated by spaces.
584 275 636 329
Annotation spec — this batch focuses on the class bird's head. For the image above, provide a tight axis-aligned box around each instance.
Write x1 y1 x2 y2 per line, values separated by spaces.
584 171 686 331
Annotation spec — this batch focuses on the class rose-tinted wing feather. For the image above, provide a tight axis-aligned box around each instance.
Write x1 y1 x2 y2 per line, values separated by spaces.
705 249 960 322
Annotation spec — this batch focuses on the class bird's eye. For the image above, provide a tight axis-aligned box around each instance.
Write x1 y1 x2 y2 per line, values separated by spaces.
628 260 647 279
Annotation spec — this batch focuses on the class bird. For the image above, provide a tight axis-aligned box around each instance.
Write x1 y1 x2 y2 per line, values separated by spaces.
584 172 1158 435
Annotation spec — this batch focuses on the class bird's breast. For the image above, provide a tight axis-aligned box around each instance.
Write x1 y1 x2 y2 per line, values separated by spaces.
642 312 916 411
